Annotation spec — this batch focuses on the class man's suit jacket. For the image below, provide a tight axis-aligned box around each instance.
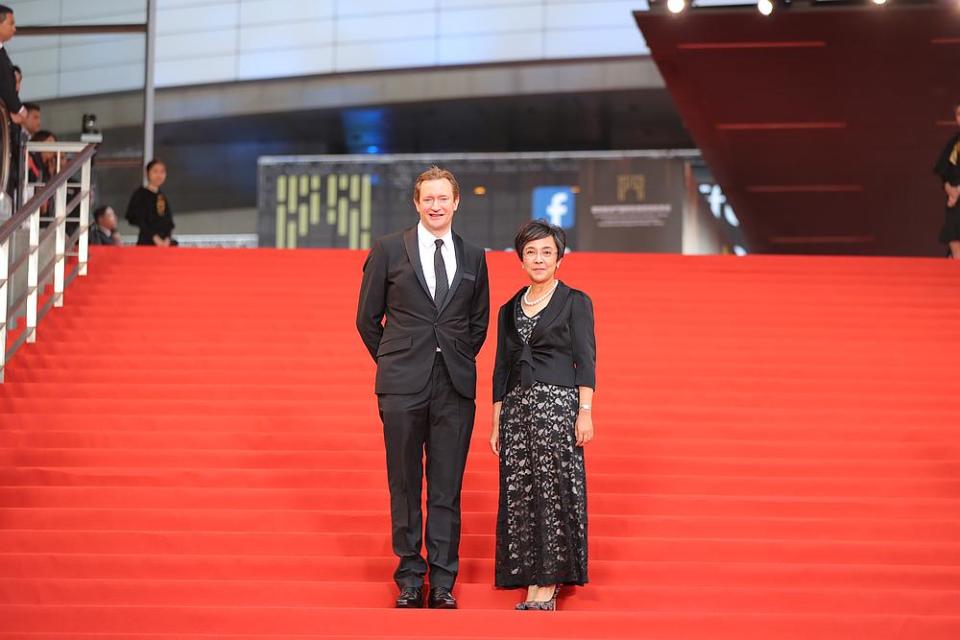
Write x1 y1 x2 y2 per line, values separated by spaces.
0 47 21 115
356 226 490 399
0 47 21 196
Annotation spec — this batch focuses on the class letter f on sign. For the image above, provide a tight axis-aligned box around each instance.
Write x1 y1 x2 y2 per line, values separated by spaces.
532 186 576 229
546 192 569 226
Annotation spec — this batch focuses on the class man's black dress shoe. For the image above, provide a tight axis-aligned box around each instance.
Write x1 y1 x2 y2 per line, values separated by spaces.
428 587 457 609
395 586 424 608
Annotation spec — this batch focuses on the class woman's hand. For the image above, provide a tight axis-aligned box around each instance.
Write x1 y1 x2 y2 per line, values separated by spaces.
945 183 960 208
490 403 502 457
575 410 594 447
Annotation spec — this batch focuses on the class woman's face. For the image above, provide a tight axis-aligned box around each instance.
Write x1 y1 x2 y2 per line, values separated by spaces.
521 236 561 285
147 163 167 188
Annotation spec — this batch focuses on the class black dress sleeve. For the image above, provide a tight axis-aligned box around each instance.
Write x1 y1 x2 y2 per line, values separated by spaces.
492 304 510 403
934 134 960 185
571 291 596 389
125 188 146 227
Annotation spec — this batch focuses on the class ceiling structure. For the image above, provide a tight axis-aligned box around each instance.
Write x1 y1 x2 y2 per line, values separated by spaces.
635 3 960 256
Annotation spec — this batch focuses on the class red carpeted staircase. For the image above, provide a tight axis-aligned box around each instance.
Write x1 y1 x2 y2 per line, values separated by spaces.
1 247 959 638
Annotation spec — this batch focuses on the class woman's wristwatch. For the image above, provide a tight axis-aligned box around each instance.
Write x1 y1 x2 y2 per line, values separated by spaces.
579 403 592 412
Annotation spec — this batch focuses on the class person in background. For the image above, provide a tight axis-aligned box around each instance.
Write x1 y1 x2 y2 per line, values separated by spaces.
27 129 55 183
935 101 960 258
0 6 24 125
89 205 122 246
22 102 40 136
12 64 20 92
0 6 27 200
26 130 56 224
125 159 176 247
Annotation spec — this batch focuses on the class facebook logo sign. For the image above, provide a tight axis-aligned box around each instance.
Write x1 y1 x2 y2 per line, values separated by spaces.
532 186 576 229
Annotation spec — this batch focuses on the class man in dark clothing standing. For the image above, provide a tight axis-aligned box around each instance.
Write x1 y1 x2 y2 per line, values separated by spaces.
356 166 489 610
0 6 27 200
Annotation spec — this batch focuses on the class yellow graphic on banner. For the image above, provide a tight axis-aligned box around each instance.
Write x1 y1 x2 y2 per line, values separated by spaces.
275 173 373 249
617 174 646 202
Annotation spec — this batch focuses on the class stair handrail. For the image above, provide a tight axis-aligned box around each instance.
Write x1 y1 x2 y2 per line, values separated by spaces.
0 141 97 382
0 99 10 202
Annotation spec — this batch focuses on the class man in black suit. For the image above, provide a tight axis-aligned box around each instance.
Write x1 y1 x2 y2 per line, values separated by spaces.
0 5 26 200
357 166 489 610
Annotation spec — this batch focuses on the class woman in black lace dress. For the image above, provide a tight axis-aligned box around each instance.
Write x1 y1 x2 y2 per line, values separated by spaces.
490 220 596 611
935 102 960 258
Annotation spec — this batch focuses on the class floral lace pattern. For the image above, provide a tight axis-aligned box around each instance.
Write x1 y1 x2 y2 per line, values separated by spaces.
495 304 588 588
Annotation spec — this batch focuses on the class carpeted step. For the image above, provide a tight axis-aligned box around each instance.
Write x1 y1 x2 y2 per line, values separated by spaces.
2 247 959 638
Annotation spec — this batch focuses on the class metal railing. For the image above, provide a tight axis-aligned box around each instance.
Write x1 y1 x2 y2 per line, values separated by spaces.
0 140 97 382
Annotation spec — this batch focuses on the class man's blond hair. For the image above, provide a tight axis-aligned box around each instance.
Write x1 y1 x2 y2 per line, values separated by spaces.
413 165 460 202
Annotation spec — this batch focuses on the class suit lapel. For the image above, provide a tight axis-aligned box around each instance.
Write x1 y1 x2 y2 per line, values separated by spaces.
530 281 570 342
403 226 432 302
437 233 465 316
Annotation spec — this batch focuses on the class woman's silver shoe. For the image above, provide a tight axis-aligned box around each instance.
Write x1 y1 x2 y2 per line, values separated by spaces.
534 585 561 611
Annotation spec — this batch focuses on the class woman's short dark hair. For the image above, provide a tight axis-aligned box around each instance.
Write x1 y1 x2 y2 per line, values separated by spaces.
30 129 54 142
514 219 566 258
145 159 165 173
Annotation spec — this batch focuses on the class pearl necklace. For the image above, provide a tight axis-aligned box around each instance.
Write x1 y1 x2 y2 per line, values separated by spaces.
523 280 559 306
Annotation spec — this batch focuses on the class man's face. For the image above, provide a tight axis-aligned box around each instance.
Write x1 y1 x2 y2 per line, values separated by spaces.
0 13 17 43
415 178 458 236
24 110 39 134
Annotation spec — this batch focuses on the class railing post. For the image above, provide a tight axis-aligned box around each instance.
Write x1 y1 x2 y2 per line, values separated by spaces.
53 182 67 307
25 202 39 343
78 158 91 276
19 132 28 211
0 236 8 382
2 143 97 371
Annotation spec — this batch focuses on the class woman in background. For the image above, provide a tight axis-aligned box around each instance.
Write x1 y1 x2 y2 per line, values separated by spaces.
126 159 175 247
27 129 56 183
934 102 960 258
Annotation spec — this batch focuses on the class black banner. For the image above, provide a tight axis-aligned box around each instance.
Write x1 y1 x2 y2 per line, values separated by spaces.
257 152 691 252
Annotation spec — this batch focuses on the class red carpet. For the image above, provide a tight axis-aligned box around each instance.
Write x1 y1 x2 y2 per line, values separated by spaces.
1 247 959 638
